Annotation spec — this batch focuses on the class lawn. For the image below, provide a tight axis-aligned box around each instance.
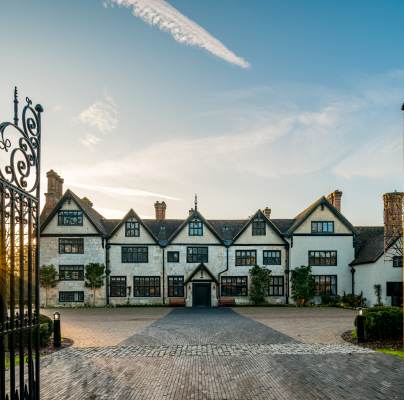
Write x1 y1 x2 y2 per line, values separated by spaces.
377 348 404 359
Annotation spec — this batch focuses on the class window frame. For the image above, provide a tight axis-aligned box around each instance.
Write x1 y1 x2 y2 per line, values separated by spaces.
110 276 127 297
220 276 248 297
58 238 84 254
313 275 337 296
133 276 161 297
267 276 284 296
125 220 140 237
57 210 83 226
167 251 180 263
252 217 266 236
263 250 281 265
59 265 84 281
121 246 149 263
59 291 84 303
235 250 257 266
311 221 335 234
189 218 203 236
308 250 337 266
392 256 403 268
167 276 184 297
186 247 208 263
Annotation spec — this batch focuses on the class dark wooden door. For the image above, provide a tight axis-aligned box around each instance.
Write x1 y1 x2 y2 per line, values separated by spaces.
193 283 211 307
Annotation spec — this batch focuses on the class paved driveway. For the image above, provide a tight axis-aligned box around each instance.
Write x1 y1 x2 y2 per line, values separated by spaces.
37 307 404 400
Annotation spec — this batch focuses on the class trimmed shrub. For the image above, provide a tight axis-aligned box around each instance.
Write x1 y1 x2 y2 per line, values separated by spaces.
341 292 366 308
321 295 341 306
355 306 403 340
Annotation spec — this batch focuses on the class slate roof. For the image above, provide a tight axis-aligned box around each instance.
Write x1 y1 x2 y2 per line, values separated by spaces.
350 226 385 266
286 196 356 235
41 189 388 266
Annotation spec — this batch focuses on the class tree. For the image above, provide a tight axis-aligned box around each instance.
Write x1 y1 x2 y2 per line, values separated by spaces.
249 265 271 305
291 265 316 306
39 265 58 307
84 263 105 306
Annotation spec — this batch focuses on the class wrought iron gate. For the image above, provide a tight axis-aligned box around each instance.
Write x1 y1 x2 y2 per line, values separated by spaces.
0 88 43 400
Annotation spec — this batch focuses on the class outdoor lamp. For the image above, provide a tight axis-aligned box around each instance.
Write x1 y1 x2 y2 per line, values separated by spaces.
53 312 61 348
356 308 365 343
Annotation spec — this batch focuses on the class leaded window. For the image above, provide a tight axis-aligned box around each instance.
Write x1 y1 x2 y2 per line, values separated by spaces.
252 217 266 236
314 275 337 296
59 291 84 303
189 218 203 236
221 276 248 296
57 210 83 226
311 221 334 234
393 256 403 268
168 276 184 297
125 220 140 237
263 250 281 265
187 247 208 263
122 246 148 263
59 265 84 281
308 250 337 266
167 251 180 263
267 276 284 296
59 238 84 254
110 276 127 297
133 276 160 297
235 250 256 266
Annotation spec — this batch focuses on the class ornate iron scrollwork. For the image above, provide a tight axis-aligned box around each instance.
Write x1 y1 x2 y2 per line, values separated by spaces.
0 87 43 193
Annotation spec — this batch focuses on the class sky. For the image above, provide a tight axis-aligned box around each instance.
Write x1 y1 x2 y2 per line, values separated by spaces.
0 0 403 224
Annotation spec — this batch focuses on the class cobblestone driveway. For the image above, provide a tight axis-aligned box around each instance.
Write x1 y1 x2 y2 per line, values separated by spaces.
38 308 404 400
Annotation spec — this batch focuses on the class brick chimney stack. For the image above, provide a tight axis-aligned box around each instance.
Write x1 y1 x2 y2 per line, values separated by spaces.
262 207 271 219
42 170 64 219
154 201 167 220
327 190 343 212
383 191 404 248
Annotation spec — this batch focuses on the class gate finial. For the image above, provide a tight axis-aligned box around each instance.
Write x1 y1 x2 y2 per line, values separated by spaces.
13 86 19 126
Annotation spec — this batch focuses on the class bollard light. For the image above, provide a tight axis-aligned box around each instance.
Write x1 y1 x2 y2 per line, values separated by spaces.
53 311 61 348
356 308 365 343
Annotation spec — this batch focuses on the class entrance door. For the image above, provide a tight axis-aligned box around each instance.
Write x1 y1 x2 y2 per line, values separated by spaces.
193 283 211 307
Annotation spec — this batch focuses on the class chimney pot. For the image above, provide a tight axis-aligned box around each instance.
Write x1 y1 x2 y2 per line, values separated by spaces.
263 207 271 219
154 201 167 220
327 190 343 212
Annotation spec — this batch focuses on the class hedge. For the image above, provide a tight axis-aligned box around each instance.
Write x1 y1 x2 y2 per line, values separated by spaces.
5 314 53 350
356 306 403 341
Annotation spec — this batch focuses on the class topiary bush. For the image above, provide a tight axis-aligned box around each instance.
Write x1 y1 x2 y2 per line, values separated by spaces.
355 306 403 340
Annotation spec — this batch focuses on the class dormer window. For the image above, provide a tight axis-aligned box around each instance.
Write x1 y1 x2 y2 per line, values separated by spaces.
311 221 334 234
189 218 203 236
252 216 266 236
125 220 140 237
57 210 83 226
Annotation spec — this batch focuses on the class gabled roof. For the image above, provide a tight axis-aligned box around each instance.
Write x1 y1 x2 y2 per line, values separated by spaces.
208 219 247 241
108 209 158 242
40 189 108 236
232 210 288 244
184 263 218 284
167 210 224 244
350 226 385 266
287 196 356 235
143 219 184 242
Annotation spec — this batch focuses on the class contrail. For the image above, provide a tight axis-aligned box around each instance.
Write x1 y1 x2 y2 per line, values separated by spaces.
105 0 250 69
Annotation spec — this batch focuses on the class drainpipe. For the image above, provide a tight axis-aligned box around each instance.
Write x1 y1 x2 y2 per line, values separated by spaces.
285 243 290 305
105 241 110 306
162 247 165 305
217 243 230 301
350 266 355 295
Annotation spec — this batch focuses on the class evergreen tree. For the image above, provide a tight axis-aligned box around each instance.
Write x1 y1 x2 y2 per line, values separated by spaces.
84 263 105 306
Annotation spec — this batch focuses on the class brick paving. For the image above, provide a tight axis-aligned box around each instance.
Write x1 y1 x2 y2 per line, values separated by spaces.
33 308 404 399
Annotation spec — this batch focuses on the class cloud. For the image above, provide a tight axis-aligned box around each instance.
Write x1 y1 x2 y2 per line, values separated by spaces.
80 133 101 147
105 0 250 69
78 94 118 134
69 182 183 201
